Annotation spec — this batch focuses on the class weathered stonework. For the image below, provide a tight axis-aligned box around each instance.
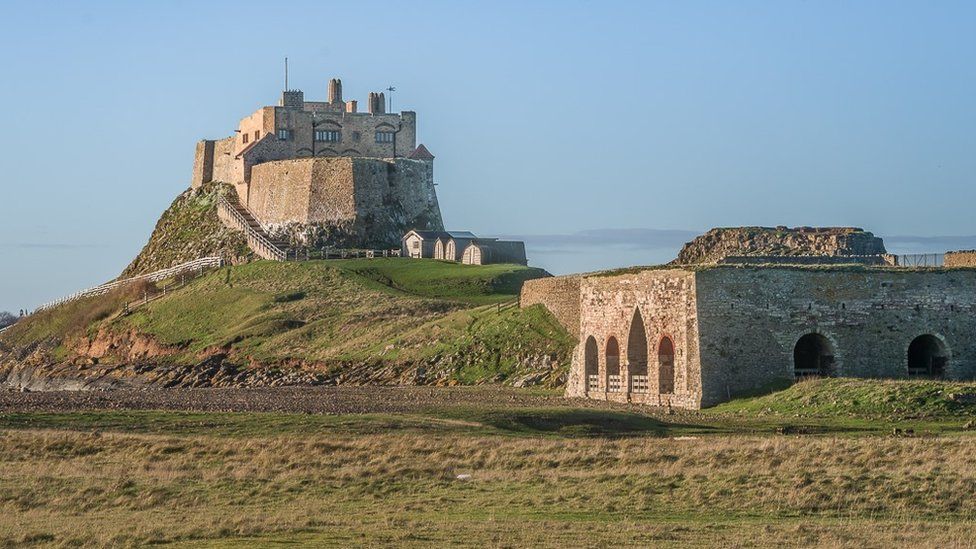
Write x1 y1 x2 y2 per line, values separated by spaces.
946 251 976 267
247 157 442 248
520 276 582 339
676 227 886 265
188 76 442 251
535 265 976 409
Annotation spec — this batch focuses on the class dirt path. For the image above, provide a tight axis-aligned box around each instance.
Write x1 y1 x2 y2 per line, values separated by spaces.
0 386 592 414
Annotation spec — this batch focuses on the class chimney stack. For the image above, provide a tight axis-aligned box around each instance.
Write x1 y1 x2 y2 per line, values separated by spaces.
368 92 381 114
328 78 343 104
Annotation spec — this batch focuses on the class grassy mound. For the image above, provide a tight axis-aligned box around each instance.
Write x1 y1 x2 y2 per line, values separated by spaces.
120 182 251 278
712 377 976 419
2 259 570 387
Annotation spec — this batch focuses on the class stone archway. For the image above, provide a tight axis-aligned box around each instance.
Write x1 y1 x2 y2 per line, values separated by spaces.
584 336 599 393
658 337 675 394
627 310 648 393
606 337 620 392
907 334 948 378
793 333 835 378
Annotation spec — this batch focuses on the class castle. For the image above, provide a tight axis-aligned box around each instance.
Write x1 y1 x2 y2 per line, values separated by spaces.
521 227 976 409
191 78 443 250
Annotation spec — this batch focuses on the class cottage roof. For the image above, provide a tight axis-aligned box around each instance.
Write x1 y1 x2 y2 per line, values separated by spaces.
402 230 449 241
445 231 477 239
408 144 435 160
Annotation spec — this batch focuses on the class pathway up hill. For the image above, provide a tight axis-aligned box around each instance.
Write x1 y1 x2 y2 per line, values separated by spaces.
0 259 570 391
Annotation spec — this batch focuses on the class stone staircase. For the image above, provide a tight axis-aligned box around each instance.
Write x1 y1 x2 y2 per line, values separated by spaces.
216 192 290 261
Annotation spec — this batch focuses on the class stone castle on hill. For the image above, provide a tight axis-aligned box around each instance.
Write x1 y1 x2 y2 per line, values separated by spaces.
191 77 443 251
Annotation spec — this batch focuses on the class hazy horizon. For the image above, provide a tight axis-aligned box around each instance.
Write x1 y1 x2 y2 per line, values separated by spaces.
1 0 974 313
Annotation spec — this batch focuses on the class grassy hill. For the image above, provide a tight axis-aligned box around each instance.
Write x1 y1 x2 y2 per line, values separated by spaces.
0 259 571 389
121 182 252 278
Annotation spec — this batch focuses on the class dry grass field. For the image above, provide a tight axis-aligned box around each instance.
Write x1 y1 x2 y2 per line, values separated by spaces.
3 382 976 547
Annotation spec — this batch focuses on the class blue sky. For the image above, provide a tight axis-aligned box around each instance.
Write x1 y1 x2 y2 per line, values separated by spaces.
0 1 974 313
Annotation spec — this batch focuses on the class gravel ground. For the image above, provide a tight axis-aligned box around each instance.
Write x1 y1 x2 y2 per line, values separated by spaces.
0 386 591 414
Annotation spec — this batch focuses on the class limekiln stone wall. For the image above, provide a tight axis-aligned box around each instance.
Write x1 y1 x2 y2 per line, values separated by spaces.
542 265 976 409
694 267 976 406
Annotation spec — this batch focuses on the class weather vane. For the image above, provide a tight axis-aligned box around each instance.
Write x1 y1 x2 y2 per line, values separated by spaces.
386 85 396 112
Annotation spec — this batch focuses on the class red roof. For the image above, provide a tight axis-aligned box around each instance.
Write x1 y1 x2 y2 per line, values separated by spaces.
408 144 435 160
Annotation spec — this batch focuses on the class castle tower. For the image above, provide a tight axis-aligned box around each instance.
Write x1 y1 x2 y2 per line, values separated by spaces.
328 78 343 104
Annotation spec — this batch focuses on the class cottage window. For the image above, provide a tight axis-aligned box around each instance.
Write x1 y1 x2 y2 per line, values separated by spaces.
412 241 420 250
254 130 260 141
242 133 249 144
315 130 341 142
277 129 292 140
375 131 395 143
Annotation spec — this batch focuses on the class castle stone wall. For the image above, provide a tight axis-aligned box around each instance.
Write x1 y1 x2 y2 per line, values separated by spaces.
946 251 976 267
248 159 318 226
245 157 442 248
520 275 582 339
694 267 976 406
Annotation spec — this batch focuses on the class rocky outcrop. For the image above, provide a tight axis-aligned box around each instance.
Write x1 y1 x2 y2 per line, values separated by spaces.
121 182 252 278
674 226 887 265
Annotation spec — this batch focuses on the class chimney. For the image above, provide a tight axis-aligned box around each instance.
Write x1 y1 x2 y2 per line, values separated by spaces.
345 100 358 113
328 78 343 104
377 92 386 114
368 92 379 114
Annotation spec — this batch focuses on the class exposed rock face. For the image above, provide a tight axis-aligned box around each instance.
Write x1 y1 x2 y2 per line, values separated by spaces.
122 182 252 277
674 227 887 265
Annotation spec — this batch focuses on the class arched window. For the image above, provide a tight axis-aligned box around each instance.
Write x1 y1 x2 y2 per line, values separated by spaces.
793 333 834 378
908 335 948 378
658 337 675 394
606 337 620 392
584 336 599 393
627 310 648 394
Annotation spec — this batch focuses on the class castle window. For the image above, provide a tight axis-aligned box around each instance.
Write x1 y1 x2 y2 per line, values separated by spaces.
315 130 341 142
254 130 260 141
375 131 395 143
277 129 292 141
352 131 362 142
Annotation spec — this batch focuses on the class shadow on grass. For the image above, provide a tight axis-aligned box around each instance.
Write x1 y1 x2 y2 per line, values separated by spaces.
453 408 719 438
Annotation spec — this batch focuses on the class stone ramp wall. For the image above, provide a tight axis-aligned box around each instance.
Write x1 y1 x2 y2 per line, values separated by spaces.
520 275 581 339
946 251 976 267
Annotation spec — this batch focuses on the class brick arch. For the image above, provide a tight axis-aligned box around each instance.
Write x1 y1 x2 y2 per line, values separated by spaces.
627 309 648 393
658 336 675 394
907 333 950 378
341 148 362 156
605 336 621 392
316 148 338 157
584 336 598 393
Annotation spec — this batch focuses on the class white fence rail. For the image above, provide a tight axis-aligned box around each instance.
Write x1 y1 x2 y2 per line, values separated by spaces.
35 256 223 312
896 253 944 267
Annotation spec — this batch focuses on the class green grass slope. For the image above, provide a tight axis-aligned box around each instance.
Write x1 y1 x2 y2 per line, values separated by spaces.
712 377 976 421
120 182 251 278
2 259 570 387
